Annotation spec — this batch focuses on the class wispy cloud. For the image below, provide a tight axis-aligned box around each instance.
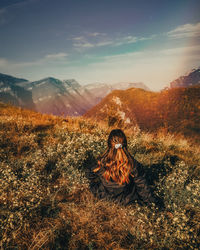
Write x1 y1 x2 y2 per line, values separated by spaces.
96 44 200 67
72 22 200 51
73 41 95 49
72 32 154 50
160 44 200 56
87 32 106 37
113 35 155 46
72 32 110 50
72 36 85 41
72 32 106 41
73 40 113 50
45 52 68 60
0 52 68 70
71 44 200 90
167 22 200 39
16 52 68 67
101 51 144 63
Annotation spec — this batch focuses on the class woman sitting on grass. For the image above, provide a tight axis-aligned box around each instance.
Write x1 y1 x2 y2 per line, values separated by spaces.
86 129 156 207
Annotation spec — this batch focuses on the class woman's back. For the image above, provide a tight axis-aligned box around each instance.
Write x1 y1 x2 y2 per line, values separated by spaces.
85 129 155 206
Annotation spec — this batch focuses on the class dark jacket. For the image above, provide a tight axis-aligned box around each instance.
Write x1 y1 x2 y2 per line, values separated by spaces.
85 157 155 206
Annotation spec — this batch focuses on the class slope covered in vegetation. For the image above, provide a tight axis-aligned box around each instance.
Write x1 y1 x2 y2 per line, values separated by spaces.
85 85 200 143
0 102 200 249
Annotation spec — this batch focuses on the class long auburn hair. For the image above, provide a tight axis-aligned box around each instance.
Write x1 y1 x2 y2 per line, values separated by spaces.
93 129 134 185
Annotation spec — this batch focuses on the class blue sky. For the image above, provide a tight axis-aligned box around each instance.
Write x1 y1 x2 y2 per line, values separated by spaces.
0 0 200 90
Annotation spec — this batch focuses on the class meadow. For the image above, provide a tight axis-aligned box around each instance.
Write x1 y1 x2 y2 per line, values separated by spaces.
0 102 199 249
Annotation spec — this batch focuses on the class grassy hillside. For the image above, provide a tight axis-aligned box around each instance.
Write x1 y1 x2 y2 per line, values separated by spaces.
84 85 200 143
0 102 200 249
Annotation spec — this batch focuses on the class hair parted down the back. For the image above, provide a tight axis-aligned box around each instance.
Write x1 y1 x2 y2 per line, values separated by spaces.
93 129 134 185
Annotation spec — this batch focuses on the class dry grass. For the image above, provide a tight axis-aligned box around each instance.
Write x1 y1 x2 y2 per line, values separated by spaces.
0 102 200 249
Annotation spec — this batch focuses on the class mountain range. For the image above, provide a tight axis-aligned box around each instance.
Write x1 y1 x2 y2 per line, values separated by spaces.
1 68 200 139
0 67 200 119
0 73 149 116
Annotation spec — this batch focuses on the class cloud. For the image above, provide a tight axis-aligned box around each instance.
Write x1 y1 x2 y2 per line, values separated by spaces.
0 52 68 71
72 32 106 41
74 40 114 49
72 22 200 51
167 22 200 39
87 32 106 37
95 44 200 68
2 43 199 91
73 40 113 50
160 45 200 56
45 52 68 60
72 32 154 51
71 44 200 91
72 36 85 41
95 41 114 47
114 35 155 46
73 42 95 49
72 32 111 50
101 51 144 62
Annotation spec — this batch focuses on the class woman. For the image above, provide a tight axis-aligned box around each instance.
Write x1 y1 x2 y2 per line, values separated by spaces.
85 129 156 207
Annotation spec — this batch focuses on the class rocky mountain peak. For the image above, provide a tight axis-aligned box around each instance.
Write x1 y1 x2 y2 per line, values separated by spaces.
63 79 81 88
170 67 200 88
33 77 63 86
0 73 28 85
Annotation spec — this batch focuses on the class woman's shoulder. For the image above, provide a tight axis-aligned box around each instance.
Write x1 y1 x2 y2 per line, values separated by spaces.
131 156 141 165
130 157 145 177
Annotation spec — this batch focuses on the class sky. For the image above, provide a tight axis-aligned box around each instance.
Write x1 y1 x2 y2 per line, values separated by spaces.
0 0 200 91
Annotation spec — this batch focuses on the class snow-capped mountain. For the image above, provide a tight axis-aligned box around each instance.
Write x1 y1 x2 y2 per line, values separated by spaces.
111 82 150 91
170 67 200 88
0 74 97 116
20 77 97 116
84 81 150 103
84 83 113 102
0 73 35 109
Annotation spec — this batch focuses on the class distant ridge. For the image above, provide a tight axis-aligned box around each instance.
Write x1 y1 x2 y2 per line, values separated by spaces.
0 73 35 109
170 67 200 88
0 72 28 84
84 85 200 137
112 82 150 91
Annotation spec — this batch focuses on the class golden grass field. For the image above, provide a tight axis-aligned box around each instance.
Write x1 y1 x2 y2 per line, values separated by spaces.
0 102 200 249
